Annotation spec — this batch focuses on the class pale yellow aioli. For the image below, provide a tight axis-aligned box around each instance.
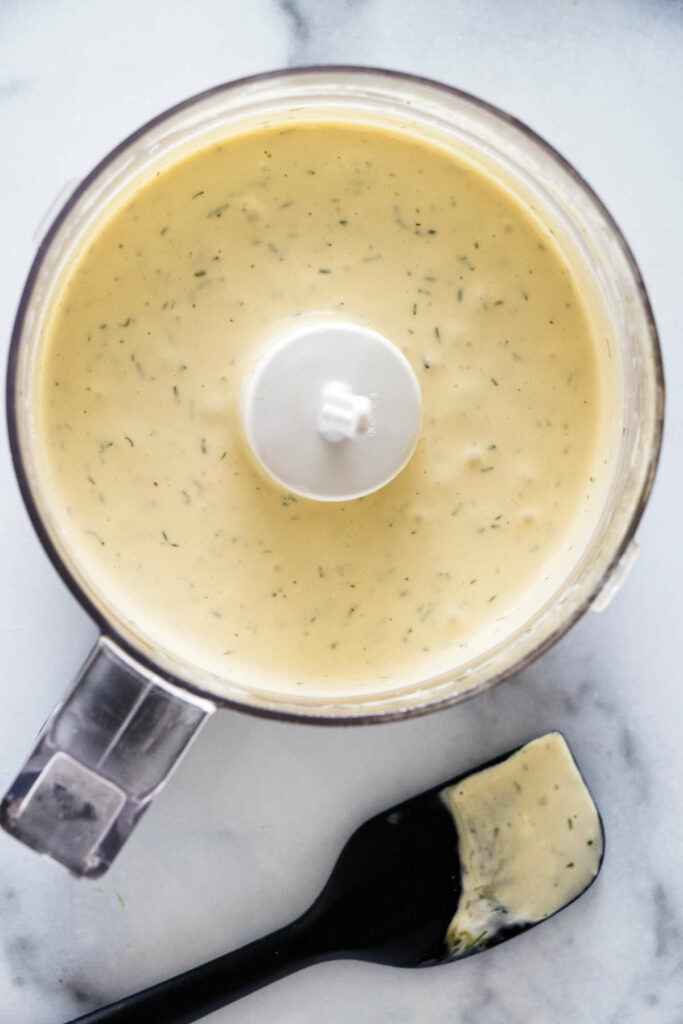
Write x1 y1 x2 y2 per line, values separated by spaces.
37 122 606 696
442 732 603 953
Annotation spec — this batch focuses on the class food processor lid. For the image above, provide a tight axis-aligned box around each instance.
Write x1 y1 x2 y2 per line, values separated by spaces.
242 320 422 501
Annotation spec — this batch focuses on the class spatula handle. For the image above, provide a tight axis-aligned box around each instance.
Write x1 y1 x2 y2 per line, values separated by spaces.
65 915 324 1024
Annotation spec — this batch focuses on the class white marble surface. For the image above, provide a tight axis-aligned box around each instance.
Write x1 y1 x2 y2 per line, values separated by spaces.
1 1 682 1021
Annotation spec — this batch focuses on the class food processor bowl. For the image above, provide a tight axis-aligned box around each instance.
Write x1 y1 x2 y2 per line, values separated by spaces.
2 68 664 875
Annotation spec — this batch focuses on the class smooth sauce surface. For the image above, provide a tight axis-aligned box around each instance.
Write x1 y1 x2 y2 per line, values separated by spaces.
442 732 603 953
38 122 604 695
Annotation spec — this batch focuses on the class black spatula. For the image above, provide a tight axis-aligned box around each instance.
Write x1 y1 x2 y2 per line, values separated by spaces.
65 733 603 1024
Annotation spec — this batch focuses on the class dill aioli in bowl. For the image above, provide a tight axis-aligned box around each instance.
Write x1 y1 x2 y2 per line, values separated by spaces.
3 70 662 876
37 121 604 697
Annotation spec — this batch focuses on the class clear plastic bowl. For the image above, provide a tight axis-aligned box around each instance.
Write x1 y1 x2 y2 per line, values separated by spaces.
9 67 663 721
2 68 664 876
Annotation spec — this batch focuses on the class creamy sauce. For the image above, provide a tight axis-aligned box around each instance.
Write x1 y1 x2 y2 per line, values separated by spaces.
37 122 606 695
442 732 603 953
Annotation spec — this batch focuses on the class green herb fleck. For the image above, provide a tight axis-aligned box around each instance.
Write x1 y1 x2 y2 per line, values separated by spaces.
566 862 575 868
192 190 205 199
318 268 332 274
124 436 134 447
465 931 488 950
422 356 431 369
162 530 179 548
568 818 573 830
434 326 441 341
194 269 207 278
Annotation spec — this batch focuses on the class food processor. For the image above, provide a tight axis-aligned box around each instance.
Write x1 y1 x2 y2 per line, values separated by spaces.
1 68 663 877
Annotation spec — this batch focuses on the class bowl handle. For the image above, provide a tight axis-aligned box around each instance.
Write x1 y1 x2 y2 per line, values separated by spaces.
0 637 214 877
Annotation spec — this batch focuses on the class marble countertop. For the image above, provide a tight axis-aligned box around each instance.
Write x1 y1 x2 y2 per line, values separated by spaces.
1 1 682 1021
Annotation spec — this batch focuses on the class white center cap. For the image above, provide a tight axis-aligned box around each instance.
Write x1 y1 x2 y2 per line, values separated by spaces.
242 320 422 501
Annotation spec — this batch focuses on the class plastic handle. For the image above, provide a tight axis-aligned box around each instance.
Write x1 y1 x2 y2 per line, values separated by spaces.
0 638 213 877
66 914 326 1024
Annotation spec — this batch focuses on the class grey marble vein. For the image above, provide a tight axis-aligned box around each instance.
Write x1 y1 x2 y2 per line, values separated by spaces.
0 77 30 98
275 0 371 65
276 0 311 65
